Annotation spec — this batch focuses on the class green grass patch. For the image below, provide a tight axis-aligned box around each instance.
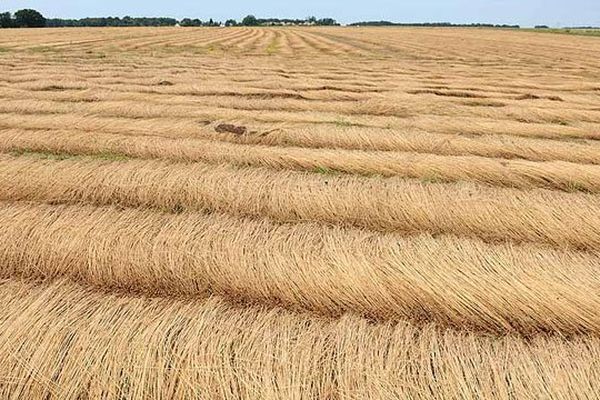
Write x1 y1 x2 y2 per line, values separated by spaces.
83 50 107 59
93 151 130 161
524 28 600 37
332 119 357 127
28 46 62 54
10 149 129 162
266 39 279 55
313 166 338 175
420 173 445 184
553 119 570 126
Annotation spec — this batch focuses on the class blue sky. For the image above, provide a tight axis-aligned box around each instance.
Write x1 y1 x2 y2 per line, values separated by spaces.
1 0 599 27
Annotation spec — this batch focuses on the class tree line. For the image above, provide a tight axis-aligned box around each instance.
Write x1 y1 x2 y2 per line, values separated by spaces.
238 16 338 26
46 16 179 27
0 10 525 29
348 21 521 28
0 10 339 28
15 10 591 30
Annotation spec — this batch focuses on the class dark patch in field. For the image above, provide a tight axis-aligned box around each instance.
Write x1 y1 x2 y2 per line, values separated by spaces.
215 124 247 135
461 100 506 107
36 85 70 92
408 89 488 99
240 92 307 100
34 84 87 92
514 93 541 100
307 85 388 93
515 93 564 101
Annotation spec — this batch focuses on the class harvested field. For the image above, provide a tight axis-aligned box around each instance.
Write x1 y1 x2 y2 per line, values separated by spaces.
0 26 599 399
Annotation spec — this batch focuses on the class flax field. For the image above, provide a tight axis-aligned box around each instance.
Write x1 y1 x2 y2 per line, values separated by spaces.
1 26 600 399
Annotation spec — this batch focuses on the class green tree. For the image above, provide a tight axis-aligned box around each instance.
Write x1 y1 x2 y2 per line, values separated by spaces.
0 12 13 28
317 18 338 26
241 15 258 26
180 18 202 27
14 9 46 28
225 19 237 27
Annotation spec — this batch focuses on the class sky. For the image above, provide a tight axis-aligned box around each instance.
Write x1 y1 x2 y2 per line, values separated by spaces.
1 0 599 27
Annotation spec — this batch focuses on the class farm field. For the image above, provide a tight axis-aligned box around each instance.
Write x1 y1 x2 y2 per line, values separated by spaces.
526 28 600 37
0 26 600 399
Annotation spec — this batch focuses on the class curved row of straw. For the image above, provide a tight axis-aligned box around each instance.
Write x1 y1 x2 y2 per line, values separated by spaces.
2 129 600 192
0 201 598 336
1 278 598 400
1 154 599 250
3 110 600 162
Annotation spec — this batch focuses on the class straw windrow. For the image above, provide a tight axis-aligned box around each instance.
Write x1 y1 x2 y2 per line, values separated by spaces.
0 201 598 335
0 278 598 400
1 154 600 250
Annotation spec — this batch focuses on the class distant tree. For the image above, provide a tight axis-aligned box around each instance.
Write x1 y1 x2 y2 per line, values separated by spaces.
14 9 46 28
225 19 237 27
317 18 338 26
535 25 549 29
180 18 202 27
241 15 258 26
307 16 317 24
0 12 13 28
